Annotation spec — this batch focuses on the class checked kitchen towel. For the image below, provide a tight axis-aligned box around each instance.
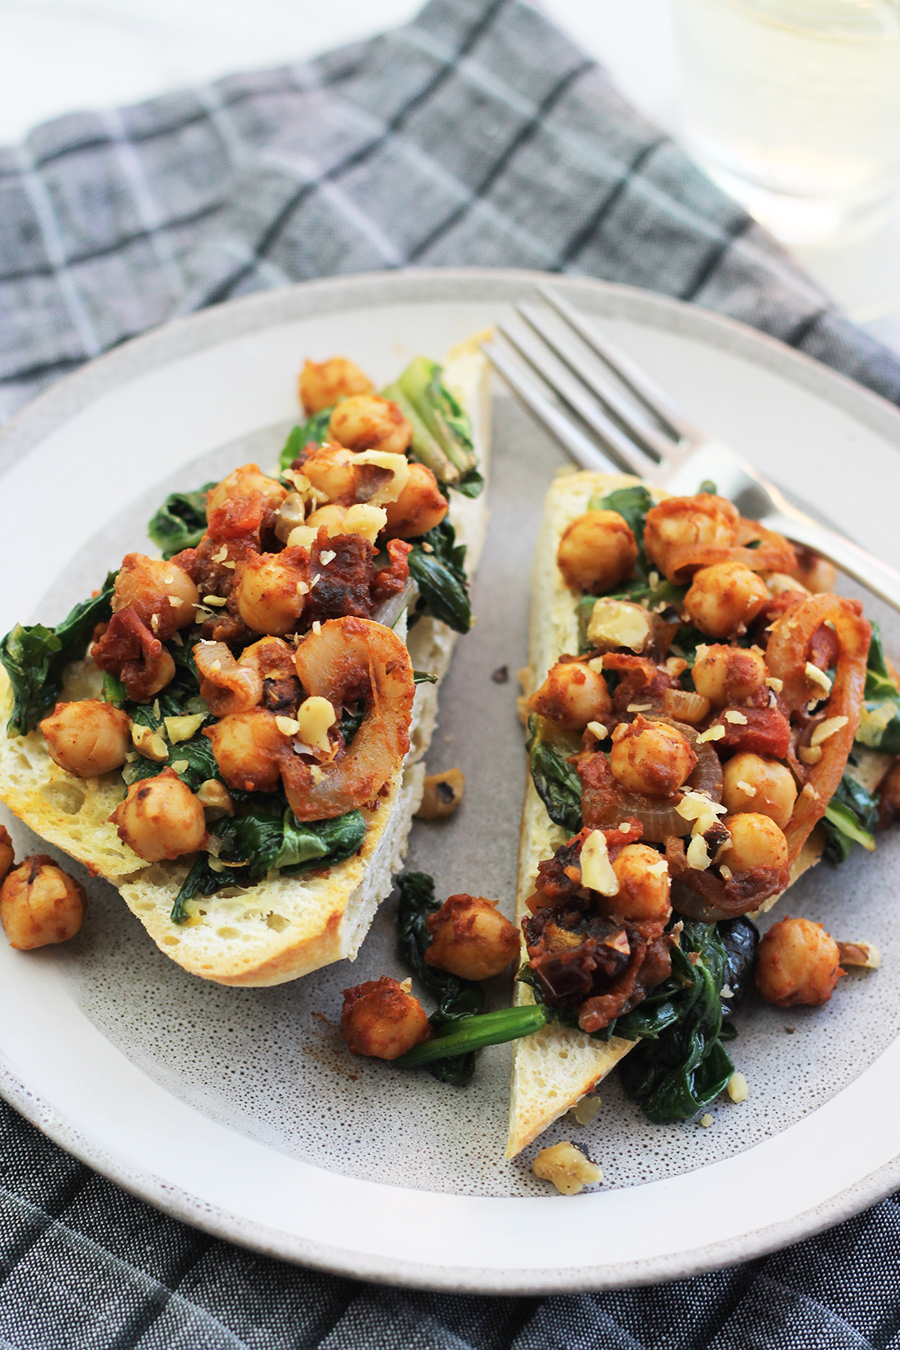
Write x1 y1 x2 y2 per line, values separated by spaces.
2 0 900 1346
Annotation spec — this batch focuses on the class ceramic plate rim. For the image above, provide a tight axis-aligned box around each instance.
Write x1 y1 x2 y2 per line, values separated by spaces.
2 267 900 1294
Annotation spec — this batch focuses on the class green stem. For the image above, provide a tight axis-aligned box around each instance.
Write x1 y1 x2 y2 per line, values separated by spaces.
382 382 458 485
395 1004 551 1068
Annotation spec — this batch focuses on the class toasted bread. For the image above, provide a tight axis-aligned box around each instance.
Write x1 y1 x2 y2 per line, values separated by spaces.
507 470 828 1158
0 343 490 987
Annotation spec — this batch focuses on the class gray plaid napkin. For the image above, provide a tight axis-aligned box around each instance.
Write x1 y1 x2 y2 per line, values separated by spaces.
2 0 900 1345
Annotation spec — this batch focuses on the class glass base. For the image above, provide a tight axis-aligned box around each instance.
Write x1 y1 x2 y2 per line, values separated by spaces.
693 153 898 246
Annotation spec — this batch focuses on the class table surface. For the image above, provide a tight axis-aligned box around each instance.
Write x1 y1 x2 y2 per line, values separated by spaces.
3 0 899 354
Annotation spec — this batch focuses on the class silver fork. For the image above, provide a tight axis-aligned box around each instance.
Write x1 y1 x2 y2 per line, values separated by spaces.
482 285 900 613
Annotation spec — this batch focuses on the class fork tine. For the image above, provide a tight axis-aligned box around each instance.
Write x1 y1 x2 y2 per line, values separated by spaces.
538 285 702 445
516 302 673 465
480 339 617 474
493 321 653 477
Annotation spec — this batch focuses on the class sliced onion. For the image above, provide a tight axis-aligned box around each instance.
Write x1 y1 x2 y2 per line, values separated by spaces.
666 837 788 922
194 641 263 716
765 593 870 865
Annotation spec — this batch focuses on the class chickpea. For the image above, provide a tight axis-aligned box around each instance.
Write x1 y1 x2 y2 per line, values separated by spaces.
0 856 85 949
683 561 768 639
232 551 306 636
529 659 611 732
755 917 843 1006
643 494 740 581
111 771 207 862
557 510 637 594
113 554 200 639
341 976 431 1060
425 894 520 981
300 444 359 503
719 812 788 874
206 463 287 517
691 643 767 706
382 462 448 538
328 395 412 457
722 753 797 829
40 700 131 777
609 717 697 798
0 825 14 885
204 709 286 792
611 844 671 921
299 357 374 415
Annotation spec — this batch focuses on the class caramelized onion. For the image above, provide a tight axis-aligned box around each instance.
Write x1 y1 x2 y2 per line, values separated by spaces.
194 641 263 716
765 594 870 864
666 837 789 922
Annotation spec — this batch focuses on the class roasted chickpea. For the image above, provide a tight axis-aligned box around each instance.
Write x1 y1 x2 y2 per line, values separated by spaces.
611 844 671 921
609 717 697 798
755 917 843 1006
111 771 207 862
643 493 740 581
113 554 199 637
722 753 797 829
719 812 788 874
232 551 306 636
683 561 768 639
40 700 131 777
529 659 611 732
300 444 359 503
691 643 767 706
0 856 85 949
424 894 520 981
206 463 287 516
204 709 286 793
328 395 412 456
299 357 374 415
382 462 448 538
341 976 431 1059
557 510 637 594
0 826 14 886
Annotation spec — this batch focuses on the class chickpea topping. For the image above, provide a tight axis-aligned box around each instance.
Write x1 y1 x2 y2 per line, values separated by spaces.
206 464 287 517
755 917 844 1006
529 659 611 732
719 812 788 874
683 562 768 639
0 826 15 886
300 444 361 503
722 753 798 829
557 510 637 594
111 770 207 862
792 550 837 595
611 844 672 922
532 1141 603 1195
382 461 449 538
609 717 697 798
0 856 85 950
299 356 374 415
328 394 412 457
112 554 199 639
305 502 388 545
691 644 767 706
204 709 285 793
39 700 131 777
425 894 520 982
643 493 740 581
232 551 306 636
416 768 466 820
341 976 431 1060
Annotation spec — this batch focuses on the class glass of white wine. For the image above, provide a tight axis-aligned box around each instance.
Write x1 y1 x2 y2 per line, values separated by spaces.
672 0 900 243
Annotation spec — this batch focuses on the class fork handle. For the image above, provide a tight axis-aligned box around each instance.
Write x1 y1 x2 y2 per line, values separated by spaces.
761 507 900 614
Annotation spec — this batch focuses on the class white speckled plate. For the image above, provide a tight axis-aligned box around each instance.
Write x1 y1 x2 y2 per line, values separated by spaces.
2 270 900 1293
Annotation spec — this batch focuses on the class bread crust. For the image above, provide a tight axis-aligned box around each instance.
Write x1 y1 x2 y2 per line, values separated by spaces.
0 344 490 987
